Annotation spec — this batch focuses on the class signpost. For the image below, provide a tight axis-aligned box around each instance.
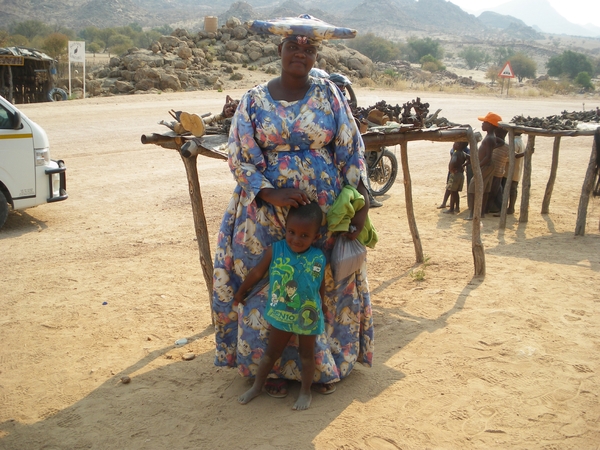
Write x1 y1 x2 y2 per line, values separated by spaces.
498 61 515 96
68 41 86 99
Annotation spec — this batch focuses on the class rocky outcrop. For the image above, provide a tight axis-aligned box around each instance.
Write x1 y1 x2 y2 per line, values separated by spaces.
81 18 376 97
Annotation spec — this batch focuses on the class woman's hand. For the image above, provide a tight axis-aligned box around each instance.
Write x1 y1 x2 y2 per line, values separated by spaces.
258 188 310 207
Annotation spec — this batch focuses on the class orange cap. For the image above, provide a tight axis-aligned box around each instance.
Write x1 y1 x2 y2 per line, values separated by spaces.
477 112 502 127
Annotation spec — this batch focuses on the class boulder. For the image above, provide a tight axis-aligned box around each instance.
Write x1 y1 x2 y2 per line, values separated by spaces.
160 73 182 91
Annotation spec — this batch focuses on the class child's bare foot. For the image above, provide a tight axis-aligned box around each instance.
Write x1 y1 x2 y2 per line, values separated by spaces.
292 391 312 410
443 209 455 214
238 385 262 404
436 204 447 209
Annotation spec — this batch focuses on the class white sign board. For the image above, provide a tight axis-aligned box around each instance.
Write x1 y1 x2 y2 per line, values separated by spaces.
68 41 85 63
499 61 515 78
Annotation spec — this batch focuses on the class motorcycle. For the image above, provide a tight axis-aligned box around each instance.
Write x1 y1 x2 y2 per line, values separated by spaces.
309 68 398 197
366 146 398 196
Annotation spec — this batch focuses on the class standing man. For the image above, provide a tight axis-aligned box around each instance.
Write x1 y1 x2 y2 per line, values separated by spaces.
465 112 503 220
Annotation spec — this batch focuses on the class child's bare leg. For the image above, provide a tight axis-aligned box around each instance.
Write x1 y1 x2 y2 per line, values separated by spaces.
437 189 450 208
239 327 291 405
444 191 458 214
481 193 489 218
293 334 317 410
466 192 474 220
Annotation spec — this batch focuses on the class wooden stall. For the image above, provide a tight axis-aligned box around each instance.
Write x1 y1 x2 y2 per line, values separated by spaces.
142 122 491 318
0 46 56 104
497 122 599 235
361 125 486 275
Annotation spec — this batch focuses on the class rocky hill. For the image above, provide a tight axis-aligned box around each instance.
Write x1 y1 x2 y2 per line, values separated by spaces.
0 0 538 41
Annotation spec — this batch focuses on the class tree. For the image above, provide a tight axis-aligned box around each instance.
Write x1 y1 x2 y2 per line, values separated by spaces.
347 33 402 63
574 72 595 91
459 46 489 69
406 37 443 63
420 54 445 72
7 34 29 46
42 33 69 59
0 30 9 47
494 47 515 66
485 65 501 86
153 24 173 36
107 34 133 55
547 50 593 79
9 20 51 41
87 42 102 54
510 52 537 82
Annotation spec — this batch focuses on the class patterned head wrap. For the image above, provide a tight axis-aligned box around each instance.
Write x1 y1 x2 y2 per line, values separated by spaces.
250 14 357 41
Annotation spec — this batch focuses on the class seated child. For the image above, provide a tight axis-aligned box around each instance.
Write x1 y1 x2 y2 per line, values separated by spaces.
235 201 327 411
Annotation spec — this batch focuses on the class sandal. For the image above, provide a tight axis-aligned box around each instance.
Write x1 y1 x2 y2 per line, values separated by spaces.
265 379 288 398
313 383 337 395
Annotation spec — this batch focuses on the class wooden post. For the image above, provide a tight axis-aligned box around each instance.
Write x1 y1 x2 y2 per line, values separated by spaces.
499 128 516 229
519 134 535 223
177 140 215 325
8 66 14 104
541 136 561 214
575 129 599 236
399 140 423 264
468 127 485 276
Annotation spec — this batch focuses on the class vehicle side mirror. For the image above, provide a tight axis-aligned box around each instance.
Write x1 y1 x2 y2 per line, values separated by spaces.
12 110 22 130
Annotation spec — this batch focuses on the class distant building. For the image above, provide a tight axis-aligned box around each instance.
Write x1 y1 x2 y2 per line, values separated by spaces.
0 46 58 104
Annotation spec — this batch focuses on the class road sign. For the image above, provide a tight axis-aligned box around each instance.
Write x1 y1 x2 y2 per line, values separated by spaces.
499 61 515 78
68 41 85 63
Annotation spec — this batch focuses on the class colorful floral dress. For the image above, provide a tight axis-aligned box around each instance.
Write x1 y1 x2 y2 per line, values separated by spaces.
212 77 374 384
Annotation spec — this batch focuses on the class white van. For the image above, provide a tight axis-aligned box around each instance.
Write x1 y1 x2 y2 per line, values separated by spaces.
0 95 67 228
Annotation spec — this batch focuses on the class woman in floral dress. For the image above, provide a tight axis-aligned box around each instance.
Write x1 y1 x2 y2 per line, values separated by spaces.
212 16 374 397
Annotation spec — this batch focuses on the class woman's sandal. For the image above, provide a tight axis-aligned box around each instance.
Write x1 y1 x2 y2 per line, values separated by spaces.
313 383 337 395
265 379 288 398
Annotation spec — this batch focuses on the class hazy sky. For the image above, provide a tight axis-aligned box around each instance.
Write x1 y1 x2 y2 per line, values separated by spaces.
448 0 600 28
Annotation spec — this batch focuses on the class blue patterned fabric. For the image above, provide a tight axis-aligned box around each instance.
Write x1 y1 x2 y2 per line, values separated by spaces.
212 77 374 383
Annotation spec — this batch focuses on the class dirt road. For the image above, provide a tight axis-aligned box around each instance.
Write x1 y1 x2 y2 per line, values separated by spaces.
1 89 599 449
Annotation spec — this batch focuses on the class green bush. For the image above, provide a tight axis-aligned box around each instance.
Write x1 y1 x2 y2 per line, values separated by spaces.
574 71 595 90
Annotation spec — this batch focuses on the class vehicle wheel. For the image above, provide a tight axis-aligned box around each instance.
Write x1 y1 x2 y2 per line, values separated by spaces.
0 191 8 229
48 87 68 102
368 148 398 196
344 84 358 111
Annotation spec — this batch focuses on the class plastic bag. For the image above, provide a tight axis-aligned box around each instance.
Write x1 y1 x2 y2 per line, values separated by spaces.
331 235 367 282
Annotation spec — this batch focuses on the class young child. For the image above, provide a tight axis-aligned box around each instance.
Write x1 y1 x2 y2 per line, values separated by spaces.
234 201 326 411
438 142 469 210
440 142 468 214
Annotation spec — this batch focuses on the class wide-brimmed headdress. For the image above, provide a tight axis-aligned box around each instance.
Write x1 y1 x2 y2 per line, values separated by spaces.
250 14 357 46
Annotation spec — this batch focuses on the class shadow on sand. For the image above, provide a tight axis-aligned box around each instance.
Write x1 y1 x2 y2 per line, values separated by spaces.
0 277 481 450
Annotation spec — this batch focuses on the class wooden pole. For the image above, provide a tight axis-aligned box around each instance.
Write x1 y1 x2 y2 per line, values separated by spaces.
499 128 516 229
541 136 561 214
176 139 215 325
399 141 424 263
519 134 535 223
468 127 485 276
8 66 13 103
575 129 599 236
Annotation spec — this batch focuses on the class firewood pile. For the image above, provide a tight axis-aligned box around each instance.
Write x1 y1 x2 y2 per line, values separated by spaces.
354 98 458 129
511 108 600 131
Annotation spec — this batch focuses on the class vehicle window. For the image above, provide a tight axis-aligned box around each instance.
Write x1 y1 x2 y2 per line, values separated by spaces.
0 105 13 129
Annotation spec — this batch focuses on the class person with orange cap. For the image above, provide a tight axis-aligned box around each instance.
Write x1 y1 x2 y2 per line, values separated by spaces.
465 112 504 220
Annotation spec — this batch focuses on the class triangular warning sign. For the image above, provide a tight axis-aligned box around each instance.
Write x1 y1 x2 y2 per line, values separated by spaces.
499 61 515 78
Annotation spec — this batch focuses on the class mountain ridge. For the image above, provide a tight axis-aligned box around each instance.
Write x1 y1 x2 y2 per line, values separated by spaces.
0 0 597 40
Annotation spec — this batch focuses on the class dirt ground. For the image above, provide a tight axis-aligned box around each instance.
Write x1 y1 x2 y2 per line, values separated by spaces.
1 87 599 450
